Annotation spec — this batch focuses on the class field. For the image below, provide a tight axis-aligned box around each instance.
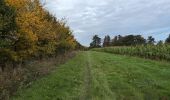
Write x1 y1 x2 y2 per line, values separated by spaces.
92 45 170 61
12 51 170 100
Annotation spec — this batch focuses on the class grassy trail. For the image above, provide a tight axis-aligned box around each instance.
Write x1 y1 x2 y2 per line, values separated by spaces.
80 52 92 100
12 51 170 100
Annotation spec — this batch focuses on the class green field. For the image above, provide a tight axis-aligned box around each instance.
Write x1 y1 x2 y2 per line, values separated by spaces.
12 51 170 100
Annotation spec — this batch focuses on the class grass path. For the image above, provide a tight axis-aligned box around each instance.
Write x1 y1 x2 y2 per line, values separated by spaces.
12 51 170 100
80 52 92 100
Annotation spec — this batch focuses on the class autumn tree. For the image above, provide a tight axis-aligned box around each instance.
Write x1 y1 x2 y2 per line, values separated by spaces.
5 0 39 61
0 0 77 70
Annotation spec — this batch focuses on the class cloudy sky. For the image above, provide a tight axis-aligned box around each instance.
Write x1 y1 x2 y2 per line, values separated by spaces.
43 0 170 46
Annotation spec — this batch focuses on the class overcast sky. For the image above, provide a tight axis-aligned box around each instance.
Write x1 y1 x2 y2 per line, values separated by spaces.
43 0 170 46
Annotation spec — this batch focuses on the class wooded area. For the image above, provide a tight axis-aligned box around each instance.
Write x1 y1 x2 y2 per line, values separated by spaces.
90 34 170 48
0 0 82 72
0 0 83 99
90 34 170 61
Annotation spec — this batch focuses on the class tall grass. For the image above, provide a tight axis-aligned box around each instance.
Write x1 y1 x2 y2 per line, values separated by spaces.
0 52 76 100
92 45 170 61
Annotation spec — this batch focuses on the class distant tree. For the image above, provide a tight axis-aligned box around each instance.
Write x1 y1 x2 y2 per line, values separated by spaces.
123 35 134 45
103 35 111 47
165 34 170 44
147 36 155 45
111 35 146 46
118 35 122 40
134 35 146 45
112 36 118 46
126 35 145 46
90 35 101 48
157 40 164 45
117 35 123 45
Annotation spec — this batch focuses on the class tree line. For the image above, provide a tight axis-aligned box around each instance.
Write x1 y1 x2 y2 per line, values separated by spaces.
0 0 81 71
90 34 170 48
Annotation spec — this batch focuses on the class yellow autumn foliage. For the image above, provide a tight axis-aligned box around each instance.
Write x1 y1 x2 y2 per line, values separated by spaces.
1 0 78 66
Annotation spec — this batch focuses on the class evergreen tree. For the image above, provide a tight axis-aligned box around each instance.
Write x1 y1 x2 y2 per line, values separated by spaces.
90 35 101 48
165 34 170 44
147 36 155 45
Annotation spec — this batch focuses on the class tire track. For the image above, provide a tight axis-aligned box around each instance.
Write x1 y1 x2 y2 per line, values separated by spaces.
80 52 92 100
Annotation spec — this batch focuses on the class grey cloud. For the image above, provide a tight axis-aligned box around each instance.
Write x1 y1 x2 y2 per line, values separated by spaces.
44 0 170 46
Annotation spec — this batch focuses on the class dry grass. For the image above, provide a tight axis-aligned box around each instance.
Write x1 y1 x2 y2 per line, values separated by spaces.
0 51 77 100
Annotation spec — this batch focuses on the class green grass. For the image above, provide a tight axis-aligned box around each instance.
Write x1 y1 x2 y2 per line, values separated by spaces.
11 51 170 100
